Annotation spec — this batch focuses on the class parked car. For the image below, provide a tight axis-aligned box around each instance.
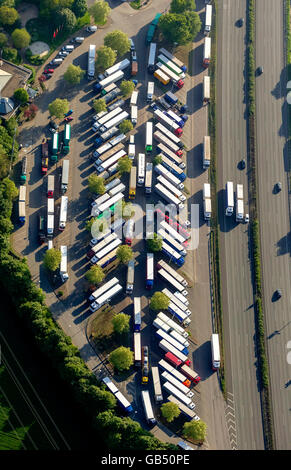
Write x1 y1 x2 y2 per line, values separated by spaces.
131 50 137 61
44 68 54 74
256 66 263 75
86 25 97 33
129 38 135 51
237 18 244 27
64 116 73 122
49 120 59 132
58 51 69 57
240 159 246 169
274 289 282 300
45 73 53 80
64 109 73 117
275 182 282 193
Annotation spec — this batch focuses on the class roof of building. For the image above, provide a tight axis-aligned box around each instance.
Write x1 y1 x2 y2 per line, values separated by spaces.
0 59 31 117
0 97 14 114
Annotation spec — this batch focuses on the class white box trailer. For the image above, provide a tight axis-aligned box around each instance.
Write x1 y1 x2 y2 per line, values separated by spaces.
160 154 185 181
130 90 139 106
203 183 211 200
153 317 171 333
87 44 96 79
154 109 181 134
141 390 156 426
168 395 199 421
93 107 123 131
152 366 163 403
174 291 189 306
203 135 211 168
203 37 211 67
237 183 244 200
157 267 188 295
225 181 234 216
160 220 187 245
203 198 212 221
98 70 124 89
126 259 135 294
159 47 185 71
158 229 186 256
157 54 185 78
88 233 118 259
158 339 188 363
203 75 210 102
157 311 189 338
154 130 182 156
99 110 129 134
162 381 195 409
157 176 186 202
155 183 184 210
105 178 121 192
205 4 212 33
137 153 145 186
89 276 119 301
59 196 68 230
154 164 184 190
61 160 69 193
97 149 127 173
158 359 188 383
104 58 130 77
156 329 188 354
169 329 189 348
161 371 193 397
161 289 191 317
157 143 185 169
95 143 124 166
147 81 155 102
147 43 157 73
93 192 124 217
145 162 153 194
156 62 181 83
236 199 244 222
90 238 121 265
211 333 221 370
156 259 188 286
60 245 69 282
155 123 183 148
90 283 123 312
131 105 138 126
108 182 125 197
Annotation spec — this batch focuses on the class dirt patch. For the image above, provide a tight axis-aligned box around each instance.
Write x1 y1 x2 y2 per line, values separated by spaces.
17 2 39 27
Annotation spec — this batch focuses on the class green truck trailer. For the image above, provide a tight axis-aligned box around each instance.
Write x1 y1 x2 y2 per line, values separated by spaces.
146 13 162 44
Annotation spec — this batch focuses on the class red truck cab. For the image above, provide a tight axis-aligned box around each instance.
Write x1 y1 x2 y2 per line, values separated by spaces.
176 79 184 89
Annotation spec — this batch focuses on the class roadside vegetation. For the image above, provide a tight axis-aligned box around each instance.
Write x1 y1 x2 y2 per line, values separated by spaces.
246 0 274 449
286 0 291 138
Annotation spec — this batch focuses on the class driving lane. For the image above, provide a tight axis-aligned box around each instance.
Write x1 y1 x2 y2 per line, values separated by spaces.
217 0 264 449
255 0 291 450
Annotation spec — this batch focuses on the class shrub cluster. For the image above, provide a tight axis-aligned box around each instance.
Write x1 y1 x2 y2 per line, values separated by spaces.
0 178 171 450
247 0 255 116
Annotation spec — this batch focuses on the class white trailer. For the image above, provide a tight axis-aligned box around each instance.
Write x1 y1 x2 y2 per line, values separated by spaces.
153 317 171 333
93 107 123 131
87 44 96 79
155 183 184 210
98 70 124 89
158 139 185 165
59 196 68 230
157 176 186 202
104 58 130 77
157 311 189 338
147 81 155 102
130 90 139 106
97 149 126 173
134 331 141 366
92 192 124 217
89 277 119 301
61 160 70 193
157 267 188 295
95 143 124 166
145 122 153 153
47 197 54 237
141 390 156 425
160 154 185 180
154 109 181 135
90 283 123 312
158 229 186 256
161 289 191 317
154 164 184 190
169 329 189 348
236 199 244 222
158 339 189 364
152 367 163 403
154 131 182 156
156 259 188 286
59 245 69 282
203 37 211 67
47 175 54 198
203 75 210 102
137 153 145 186
167 303 191 327
88 233 118 259
159 47 185 71
225 181 234 216
145 162 153 194
99 110 129 134
146 207 154 239
156 62 181 83
211 333 221 370
160 220 187 245
204 4 212 33
162 381 195 409
156 329 188 354
158 359 188 383
147 43 157 73
126 259 135 294
203 198 212 221
157 54 185 78
131 105 138 126
108 182 125 198
105 178 121 192
90 238 121 264
161 371 193 397
168 395 199 421
203 136 211 168
237 183 244 200
174 291 189 306
155 123 183 148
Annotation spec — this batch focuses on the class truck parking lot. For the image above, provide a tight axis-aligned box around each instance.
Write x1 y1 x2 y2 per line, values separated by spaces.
13 0 230 449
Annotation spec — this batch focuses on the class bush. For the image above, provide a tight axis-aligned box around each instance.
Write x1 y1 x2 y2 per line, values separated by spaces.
2 46 17 62
14 88 29 104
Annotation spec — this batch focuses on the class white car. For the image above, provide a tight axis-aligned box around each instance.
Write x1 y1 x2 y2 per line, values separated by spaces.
244 213 249 223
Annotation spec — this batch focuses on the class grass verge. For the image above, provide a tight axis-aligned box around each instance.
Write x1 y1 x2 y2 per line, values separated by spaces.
246 0 274 450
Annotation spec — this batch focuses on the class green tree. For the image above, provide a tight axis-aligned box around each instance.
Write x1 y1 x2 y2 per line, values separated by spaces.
72 0 87 17
112 313 130 335
0 32 7 48
119 120 133 135
2 46 17 62
0 0 15 7
109 346 133 371
91 219 109 238
117 155 132 174
89 0 111 25
120 80 135 98
93 98 107 113
159 11 201 45
1 177 18 200
116 245 133 264
122 200 135 219
0 6 18 25
55 8 77 32
150 291 170 311
88 174 105 194
85 265 105 285
170 0 196 14
104 30 130 57
43 248 61 272
96 46 116 72
161 402 180 422
182 420 207 443
0 150 10 179
11 28 31 49
153 155 162 166
63 64 85 85
13 88 29 104
147 233 162 252
48 98 69 119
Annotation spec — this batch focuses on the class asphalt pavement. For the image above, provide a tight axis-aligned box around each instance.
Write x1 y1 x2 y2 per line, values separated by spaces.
255 0 291 450
216 0 265 449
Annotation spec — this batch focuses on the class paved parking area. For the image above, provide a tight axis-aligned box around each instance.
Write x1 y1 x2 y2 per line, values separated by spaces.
13 0 230 449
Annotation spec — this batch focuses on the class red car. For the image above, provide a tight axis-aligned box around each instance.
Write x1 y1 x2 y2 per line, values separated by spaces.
64 116 73 122
44 68 54 74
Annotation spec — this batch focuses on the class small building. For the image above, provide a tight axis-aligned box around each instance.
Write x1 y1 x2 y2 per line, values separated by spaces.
0 59 31 119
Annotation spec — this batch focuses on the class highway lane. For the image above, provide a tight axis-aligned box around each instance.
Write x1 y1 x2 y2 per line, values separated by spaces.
217 0 265 448
255 0 291 450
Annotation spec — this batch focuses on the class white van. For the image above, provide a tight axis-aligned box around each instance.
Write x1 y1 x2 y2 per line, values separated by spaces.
64 45 74 52
51 58 63 65
74 37 85 43
86 25 97 33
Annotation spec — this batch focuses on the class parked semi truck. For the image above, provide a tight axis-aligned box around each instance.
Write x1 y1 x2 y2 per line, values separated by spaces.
60 245 69 282
203 183 212 221
203 37 211 67
236 183 244 222
129 166 137 200
126 259 135 294
203 75 210 103
225 181 234 216
146 13 162 44
203 135 211 168
61 160 69 193
87 44 96 80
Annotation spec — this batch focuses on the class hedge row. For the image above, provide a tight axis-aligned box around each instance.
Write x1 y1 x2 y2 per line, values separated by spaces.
247 0 255 116
0 178 173 451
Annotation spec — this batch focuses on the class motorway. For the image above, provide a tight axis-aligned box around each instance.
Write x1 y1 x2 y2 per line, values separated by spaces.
216 0 265 449
255 0 291 450
13 0 230 449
